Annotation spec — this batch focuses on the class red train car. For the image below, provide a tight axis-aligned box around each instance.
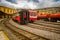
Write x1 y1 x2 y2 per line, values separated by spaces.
12 10 37 24
49 13 60 22
49 13 60 18
38 14 49 19
38 12 60 22
37 13 49 21
29 11 37 22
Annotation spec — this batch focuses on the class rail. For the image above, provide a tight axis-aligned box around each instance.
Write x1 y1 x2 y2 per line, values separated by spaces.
9 19 60 40
0 20 47 40
35 20 60 25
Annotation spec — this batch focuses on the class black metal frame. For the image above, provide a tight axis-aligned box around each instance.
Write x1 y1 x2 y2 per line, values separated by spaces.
19 10 29 24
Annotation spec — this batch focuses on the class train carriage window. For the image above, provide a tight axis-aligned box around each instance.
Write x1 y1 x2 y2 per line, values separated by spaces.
30 12 36 16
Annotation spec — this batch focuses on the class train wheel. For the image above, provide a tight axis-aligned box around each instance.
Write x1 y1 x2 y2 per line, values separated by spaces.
29 21 34 23
49 18 53 22
24 20 28 24
44 18 49 21
49 18 57 22
37 17 40 20
20 21 25 25
20 20 28 25
54 19 57 22
54 20 57 22
13 19 18 23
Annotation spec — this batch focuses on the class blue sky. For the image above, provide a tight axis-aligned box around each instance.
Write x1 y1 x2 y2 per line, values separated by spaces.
6 0 17 4
28 0 39 3
5 0 60 2
53 0 60 2
0 0 60 9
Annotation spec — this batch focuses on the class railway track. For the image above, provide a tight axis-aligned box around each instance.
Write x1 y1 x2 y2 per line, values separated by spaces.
27 20 60 34
33 22 60 29
27 23 60 34
35 20 60 25
0 20 29 40
9 19 60 40
0 20 47 40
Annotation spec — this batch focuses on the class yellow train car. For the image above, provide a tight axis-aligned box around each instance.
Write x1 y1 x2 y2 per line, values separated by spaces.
0 6 20 14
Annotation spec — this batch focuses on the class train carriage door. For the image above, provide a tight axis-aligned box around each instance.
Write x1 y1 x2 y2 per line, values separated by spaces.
25 10 29 23
19 10 29 25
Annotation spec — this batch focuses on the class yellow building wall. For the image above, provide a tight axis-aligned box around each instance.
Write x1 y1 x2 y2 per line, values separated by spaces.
37 7 60 14
0 6 19 14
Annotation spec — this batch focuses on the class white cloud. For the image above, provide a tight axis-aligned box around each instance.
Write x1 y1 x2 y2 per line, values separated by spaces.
0 0 60 9
0 0 21 9
37 0 60 8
